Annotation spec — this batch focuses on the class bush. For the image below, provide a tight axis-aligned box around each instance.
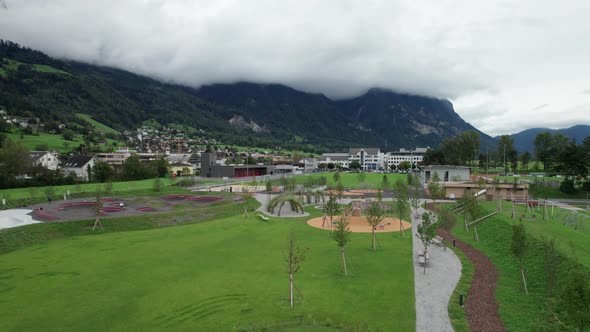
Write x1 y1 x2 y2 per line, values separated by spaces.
559 180 576 194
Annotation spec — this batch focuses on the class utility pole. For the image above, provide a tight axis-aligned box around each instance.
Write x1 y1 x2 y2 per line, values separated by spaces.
503 144 507 176
486 146 489 175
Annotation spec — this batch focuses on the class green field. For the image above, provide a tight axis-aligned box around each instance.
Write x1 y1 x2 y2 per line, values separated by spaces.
76 113 121 135
0 57 70 77
6 132 84 153
0 202 415 331
288 172 407 189
447 200 590 331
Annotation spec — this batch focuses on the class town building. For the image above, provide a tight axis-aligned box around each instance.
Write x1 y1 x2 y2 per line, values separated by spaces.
29 151 60 171
200 153 273 178
62 155 96 181
421 165 471 185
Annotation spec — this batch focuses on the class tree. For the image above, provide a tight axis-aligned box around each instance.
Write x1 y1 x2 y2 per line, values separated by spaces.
151 157 169 178
520 151 531 171
0 138 30 177
511 222 529 294
323 195 340 227
332 217 351 276
92 161 114 183
393 179 410 237
398 161 411 172
560 269 590 331
327 162 335 170
427 172 445 204
498 135 516 174
417 212 437 274
366 201 385 250
92 187 104 231
333 171 340 183
285 228 308 308
349 160 361 171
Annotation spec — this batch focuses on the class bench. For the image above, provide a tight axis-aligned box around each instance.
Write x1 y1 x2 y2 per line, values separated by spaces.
418 250 430 265
257 214 270 221
431 235 444 246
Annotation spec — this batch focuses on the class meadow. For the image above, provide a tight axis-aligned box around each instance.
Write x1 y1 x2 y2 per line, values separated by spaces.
447 199 590 331
0 185 415 331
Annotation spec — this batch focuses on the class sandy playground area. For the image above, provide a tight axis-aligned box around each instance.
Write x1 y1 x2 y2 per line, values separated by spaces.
307 215 411 233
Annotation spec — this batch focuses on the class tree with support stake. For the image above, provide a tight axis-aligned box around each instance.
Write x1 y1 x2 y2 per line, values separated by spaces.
393 179 410 237
92 189 103 231
366 201 385 250
285 228 308 308
332 217 351 276
511 222 529 295
241 188 253 221
323 195 340 228
417 212 437 275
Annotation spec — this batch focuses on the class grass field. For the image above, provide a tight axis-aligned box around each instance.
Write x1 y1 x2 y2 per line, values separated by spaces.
0 57 71 77
6 132 84 153
288 172 408 189
0 203 415 331
76 113 121 135
448 200 590 331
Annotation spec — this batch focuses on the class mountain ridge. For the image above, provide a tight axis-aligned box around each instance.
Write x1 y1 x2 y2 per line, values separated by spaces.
501 125 590 153
1 39 494 152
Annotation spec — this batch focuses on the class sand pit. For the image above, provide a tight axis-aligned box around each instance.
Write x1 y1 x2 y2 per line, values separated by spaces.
307 216 411 233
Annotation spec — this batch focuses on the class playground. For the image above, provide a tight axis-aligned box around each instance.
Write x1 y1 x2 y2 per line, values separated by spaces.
307 200 411 233
25 194 227 222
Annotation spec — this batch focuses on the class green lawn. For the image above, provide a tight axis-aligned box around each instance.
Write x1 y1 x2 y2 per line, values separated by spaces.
76 113 121 135
288 172 407 189
0 57 70 76
7 132 83 153
448 200 589 331
0 205 415 331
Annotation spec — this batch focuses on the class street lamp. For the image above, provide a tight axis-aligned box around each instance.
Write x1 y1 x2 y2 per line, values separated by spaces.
503 144 506 176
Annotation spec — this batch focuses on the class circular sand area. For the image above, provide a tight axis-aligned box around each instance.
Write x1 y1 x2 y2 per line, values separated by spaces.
307 216 411 233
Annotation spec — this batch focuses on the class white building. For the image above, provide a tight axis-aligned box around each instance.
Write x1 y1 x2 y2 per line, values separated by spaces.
385 147 428 169
348 148 383 171
322 153 350 169
29 151 60 171
421 165 470 185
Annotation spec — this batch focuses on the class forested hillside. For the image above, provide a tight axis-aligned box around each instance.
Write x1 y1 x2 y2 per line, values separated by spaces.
0 40 494 152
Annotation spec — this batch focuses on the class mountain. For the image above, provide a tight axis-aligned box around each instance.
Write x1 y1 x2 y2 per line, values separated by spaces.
0 40 493 152
507 125 590 153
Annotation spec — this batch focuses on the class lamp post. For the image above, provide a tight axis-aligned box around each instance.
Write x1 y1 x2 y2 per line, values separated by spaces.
503 144 507 176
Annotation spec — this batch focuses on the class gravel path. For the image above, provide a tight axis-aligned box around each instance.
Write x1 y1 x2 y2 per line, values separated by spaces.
413 204 462 332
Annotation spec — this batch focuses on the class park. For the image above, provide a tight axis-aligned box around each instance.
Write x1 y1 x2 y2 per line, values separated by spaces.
0 171 589 331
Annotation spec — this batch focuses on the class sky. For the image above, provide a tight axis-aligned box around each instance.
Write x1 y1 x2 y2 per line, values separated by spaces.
1 0 589 136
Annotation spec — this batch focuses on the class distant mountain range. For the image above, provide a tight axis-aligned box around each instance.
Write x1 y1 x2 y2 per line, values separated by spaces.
503 125 590 153
1 40 494 152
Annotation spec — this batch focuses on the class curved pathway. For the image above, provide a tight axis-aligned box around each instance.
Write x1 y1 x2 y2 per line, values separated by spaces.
436 228 507 332
413 204 461 332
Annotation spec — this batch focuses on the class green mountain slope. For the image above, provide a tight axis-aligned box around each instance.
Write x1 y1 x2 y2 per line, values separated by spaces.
0 40 494 152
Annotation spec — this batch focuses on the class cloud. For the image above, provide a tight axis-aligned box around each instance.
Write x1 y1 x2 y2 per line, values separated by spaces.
1 0 590 135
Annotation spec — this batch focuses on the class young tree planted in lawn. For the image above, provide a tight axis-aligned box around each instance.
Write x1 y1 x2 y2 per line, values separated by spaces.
332 217 351 276
92 187 103 231
427 172 445 204
366 201 385 250
542 237 560 298
560 269 590 332
333 171 341 184
393 179 410 237
417 212 437 274
335 181 344 204
285 228 308 308
323 195 340 227
511 222 529 294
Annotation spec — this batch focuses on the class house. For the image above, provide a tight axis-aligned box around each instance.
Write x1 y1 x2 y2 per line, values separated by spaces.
443 182 529 200
29 151 60 171
62 155 95 181
421 165 471 185
97 152 129 166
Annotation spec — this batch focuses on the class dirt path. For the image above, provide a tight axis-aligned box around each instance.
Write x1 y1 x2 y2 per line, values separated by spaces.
437 228 507 332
